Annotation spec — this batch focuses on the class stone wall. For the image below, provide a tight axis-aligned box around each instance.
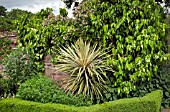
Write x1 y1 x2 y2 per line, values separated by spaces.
43 55 69 87
0 35 17 75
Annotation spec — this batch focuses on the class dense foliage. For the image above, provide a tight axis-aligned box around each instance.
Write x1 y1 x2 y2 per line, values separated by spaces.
15 8 69 59
6 9 33 21
14 8 53 71
129 64 170 108
0 78 13 98
3 0 169 109
0 6 34 31
15 8 75 72
62 0 170 13
101 63 170 108
0 17 14 31
1 50 39 95
16 8 72 70
0 90 163 112
0 6 7 17
17 75 92 106
68 0 169 96
0 36 13 59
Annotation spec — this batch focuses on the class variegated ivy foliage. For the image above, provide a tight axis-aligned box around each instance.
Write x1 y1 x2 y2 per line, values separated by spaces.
55 38 111 100
69 0 170 95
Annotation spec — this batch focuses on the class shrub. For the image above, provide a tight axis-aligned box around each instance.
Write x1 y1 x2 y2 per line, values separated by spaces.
70 0 169 95
0 78 15 98
0 36 13 60
54 38 111 101
100 63 170 108
15 8 74 72
1 50 39 94
128 64 170 108
0 90 162 112
0 17 14 32
15 8 53 61
15 8 73 61
16 75 92 106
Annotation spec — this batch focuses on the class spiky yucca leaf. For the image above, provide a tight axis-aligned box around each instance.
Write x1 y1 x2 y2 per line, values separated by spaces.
55 38 111 100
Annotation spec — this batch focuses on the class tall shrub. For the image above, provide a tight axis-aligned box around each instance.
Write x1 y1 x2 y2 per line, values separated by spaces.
15 8 74 60
16 75 92 106
129 64 170 108
15 8 74 71
14 8 54 70
1 50 39 94
68 0 169 95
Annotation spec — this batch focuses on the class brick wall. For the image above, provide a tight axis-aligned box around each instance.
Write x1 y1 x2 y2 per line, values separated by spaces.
43 55 69 88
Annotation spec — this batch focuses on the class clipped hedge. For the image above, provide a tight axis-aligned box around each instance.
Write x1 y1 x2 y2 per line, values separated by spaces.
0 90 162 112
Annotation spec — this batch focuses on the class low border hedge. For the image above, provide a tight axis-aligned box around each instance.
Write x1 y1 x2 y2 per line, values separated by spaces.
0 90 162 112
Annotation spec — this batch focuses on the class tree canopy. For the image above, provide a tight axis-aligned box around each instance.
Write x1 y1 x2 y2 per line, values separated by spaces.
0 6 7 17
0 6 34 31
6 9 33 20
61 0 79 8
61 0 170 14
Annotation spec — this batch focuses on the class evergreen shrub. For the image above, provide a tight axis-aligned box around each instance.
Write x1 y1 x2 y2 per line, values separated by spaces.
1 50 39 95
0 90 162 112
16 75 92 106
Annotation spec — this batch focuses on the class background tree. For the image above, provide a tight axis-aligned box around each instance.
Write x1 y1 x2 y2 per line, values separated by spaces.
0 6 11 31
6 9 33 21
0 6 7 17
0 6 34 31
0 17 13 31
61 0 170 14
61 0 80 8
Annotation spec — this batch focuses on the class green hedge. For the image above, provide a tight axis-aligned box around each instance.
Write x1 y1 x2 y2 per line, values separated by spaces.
0 90 162 112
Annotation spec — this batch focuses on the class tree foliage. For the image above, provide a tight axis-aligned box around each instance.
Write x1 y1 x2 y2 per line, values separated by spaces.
0 6 7 17
6 8 33 21
62 0 170 14
0 6 11 31
15 0 169 101
0 17 13 31
15 8 74 71
0 6 34 31
68 0 169 95
61 0 79 8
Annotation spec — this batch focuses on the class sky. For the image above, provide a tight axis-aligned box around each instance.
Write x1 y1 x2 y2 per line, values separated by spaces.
0 0 75 17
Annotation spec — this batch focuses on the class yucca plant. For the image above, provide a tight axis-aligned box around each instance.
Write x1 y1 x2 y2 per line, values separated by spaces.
54 38 111 100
